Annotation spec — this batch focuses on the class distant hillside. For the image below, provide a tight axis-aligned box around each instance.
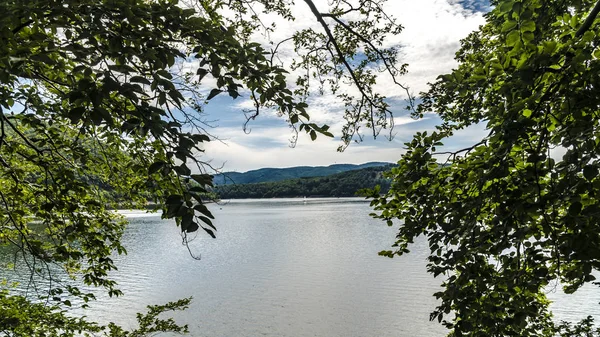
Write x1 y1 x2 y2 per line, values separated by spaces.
213 162 391 186
214 164 395 199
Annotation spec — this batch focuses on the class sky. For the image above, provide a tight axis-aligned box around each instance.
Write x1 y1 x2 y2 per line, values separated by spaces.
198 0 491 173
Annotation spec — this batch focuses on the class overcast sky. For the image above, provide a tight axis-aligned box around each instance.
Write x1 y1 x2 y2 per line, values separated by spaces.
198 0 490 172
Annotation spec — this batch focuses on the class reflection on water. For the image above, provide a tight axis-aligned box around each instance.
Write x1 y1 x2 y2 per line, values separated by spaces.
84 198 445 337
2 198 599 336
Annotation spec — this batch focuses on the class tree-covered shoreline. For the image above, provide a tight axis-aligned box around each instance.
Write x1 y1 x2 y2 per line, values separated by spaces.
215 164 394 199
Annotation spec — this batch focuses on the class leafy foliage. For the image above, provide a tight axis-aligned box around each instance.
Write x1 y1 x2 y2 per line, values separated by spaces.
215 164 393 198
0 0 407 335
366 0 600 336
0 289 191 337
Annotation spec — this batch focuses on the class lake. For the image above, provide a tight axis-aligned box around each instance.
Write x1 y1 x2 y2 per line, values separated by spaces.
88 198 445 337
4 198 600 336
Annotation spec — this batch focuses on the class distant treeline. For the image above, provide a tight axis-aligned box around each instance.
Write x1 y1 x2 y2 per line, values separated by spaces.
212 162 392 185
214 164 394 199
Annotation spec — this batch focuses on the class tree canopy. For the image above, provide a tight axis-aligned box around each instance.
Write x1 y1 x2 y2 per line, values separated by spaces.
215 164 393 199
367 0 600 336
0 0 408 335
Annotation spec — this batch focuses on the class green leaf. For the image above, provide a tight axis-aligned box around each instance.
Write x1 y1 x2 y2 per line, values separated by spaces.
506 30 520 46
156 69 172 79
197 68 209 81
174 164 191 176
108 64 135 74
520 20 535 32
31 53 56 65
502 20 518 32
187 222 199 233
191 134 211 143
228 89 240 99
199 216 215 230
207 89 221 100
583 165 598 181
189 186 207 193
191 174 213 187
165 195 183 205
181 212 193 232
569 202 583 215
582 30 595 42
67 107 86 123
148 161 166 174
202 227 216 238
130 76 151 85
193 203 214 219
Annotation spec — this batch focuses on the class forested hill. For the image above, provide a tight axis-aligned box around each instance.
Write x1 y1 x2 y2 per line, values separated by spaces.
212 162 391 185
214 164 394 199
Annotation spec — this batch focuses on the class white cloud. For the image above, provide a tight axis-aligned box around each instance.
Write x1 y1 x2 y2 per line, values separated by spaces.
200 132 406 172
198 0 487 171
378 0 486 95
197 113 445 172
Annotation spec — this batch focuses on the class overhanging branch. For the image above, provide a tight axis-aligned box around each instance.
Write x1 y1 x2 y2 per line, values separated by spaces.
303 0 415 143
576 0 600 37
304 0 392 122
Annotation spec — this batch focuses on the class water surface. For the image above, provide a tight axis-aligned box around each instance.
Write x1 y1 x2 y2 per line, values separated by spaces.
5 198 598 336
89 198 445 336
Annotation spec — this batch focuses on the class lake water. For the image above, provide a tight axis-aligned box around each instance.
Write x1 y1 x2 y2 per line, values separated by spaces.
88 198 445 337
4 198 600 335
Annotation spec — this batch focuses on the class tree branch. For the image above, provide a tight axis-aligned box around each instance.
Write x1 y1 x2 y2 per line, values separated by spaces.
270 36 294 67
2 114 46 157
321 13 414 106
303 0 397 133
576 0 600 37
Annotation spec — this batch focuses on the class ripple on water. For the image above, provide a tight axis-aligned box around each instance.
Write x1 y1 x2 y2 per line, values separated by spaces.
16 199 599 336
